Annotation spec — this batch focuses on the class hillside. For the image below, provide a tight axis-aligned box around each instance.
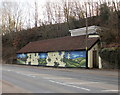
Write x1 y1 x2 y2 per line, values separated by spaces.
2 16 100 62
2 14 120 66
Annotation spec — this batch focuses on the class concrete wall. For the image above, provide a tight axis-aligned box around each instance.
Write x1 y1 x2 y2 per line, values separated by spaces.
88 44 102 69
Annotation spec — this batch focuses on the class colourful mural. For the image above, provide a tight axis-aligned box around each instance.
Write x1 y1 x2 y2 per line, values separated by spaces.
17 51 86 67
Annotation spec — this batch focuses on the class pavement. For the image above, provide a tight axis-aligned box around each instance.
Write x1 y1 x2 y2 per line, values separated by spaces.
1 64 119 93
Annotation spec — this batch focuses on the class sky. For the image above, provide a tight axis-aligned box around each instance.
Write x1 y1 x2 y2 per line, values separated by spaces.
1 0 118 3
1 0 119 29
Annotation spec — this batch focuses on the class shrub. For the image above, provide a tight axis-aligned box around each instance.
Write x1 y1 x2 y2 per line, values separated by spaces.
99 47 120 69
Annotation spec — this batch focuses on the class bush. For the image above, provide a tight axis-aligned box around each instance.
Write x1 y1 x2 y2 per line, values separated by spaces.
99 47 120 69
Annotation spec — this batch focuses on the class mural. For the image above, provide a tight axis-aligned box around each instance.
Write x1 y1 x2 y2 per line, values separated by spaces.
17 54 27 64
17 51 86 67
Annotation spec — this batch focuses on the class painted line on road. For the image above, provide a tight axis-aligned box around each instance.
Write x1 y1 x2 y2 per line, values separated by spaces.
29 75 36 78
43 77 73 80
16 72 21 74
7 70 12 72
68 82 99 85
21 73 36 78
101 90 118 92
49 80 90 91
15 71 36 78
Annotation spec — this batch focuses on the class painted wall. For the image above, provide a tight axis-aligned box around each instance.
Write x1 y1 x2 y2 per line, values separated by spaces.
17 51 86 68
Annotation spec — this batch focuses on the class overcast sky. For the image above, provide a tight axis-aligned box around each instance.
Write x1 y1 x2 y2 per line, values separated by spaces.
1 0 119 29
1 0 118 2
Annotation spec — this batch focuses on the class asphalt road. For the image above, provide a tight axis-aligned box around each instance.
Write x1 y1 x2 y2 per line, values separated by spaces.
1 64 119 93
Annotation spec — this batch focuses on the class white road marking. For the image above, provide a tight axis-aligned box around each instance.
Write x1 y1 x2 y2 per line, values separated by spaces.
68 82 99 85
101 90 118 92
43 77 73 80
7 70 12 72
16 72 21 74
14 71 36 78
29 75 36 78
49 80 90 91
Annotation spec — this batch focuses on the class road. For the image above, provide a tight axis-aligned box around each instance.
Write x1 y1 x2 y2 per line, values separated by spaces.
1 64 119 93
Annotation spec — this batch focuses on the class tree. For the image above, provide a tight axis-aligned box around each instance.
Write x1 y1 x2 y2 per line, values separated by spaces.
34 1 38 27
99 3 110 24
1 1 24 35
98 1 120 44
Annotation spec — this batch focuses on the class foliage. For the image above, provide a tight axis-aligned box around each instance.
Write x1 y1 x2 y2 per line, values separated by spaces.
99 3 110 24
97 2 120 44
99 47 120 69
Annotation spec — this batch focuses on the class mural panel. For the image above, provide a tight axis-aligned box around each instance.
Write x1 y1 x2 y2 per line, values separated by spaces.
17 54 27 64
17 51 86 67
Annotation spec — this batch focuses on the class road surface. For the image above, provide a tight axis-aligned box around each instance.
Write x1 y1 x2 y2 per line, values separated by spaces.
1 64 119 93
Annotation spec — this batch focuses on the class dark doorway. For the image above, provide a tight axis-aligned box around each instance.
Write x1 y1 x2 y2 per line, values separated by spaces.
93 50 98 68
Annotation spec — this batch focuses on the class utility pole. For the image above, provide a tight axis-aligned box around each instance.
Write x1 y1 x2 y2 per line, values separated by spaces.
85 2 88 69
85 2 88 51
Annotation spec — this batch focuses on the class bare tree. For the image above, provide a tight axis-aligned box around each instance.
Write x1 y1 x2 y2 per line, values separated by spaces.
34 1 38 27
1 1 24 35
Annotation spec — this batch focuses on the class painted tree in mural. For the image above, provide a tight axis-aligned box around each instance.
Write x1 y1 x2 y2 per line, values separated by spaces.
26 53 39 65
46 52 65 67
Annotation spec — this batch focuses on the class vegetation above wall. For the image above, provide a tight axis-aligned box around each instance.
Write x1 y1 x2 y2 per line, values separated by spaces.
99 47 120 69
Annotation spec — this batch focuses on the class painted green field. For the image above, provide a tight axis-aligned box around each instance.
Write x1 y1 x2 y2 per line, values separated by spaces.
63 57 86 67
17 59 26 64
38 59 47 66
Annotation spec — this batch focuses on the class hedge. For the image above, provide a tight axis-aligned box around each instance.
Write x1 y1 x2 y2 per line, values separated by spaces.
99 47 120 69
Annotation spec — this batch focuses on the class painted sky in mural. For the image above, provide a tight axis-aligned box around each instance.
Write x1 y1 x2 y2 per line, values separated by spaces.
17 51 86 59
39 53 47 59
64 51 86 59
17 54 27 58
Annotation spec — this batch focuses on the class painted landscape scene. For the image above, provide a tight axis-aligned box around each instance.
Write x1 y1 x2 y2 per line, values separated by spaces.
17 51 86 67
